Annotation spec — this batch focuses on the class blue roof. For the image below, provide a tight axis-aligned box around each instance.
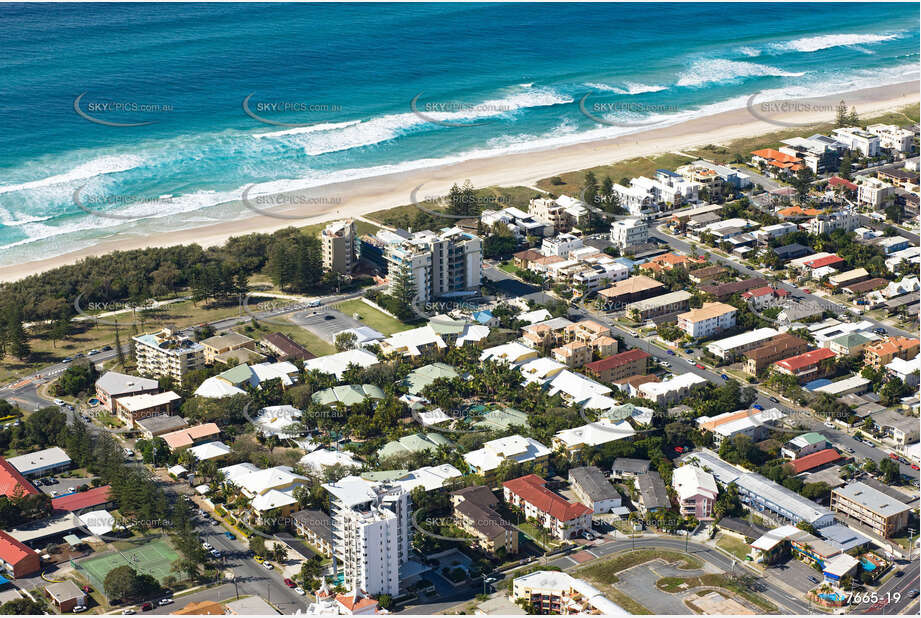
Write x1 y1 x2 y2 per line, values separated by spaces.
804 378 833 391
657 169 681 178
472 310 493 323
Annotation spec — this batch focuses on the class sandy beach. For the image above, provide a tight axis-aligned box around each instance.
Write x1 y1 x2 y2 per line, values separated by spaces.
2 80 917 284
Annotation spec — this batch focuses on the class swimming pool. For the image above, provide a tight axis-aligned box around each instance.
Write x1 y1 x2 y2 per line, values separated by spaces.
861 558 877 571
819 593 846 602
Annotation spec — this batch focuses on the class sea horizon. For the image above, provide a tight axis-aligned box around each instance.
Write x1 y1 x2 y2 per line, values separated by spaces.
0 2 918 268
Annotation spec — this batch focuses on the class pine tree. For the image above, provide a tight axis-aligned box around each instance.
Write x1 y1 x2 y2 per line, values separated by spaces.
582 171 599 210
114 322 125 369
838 153 852 180
834 100 849 127
847 106 860 127
390 261 416 315
4 306 29 360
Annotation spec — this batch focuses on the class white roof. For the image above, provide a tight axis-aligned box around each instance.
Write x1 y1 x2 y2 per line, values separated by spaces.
517 357 567 383
545 370 612 402
706 328 779 354
392 464 463 492
456 324 490 347
251 361 299 386
887 355 921 376
417 408 452 427
168 464 188 476
304 348 379 379
554 419 635 449
823 553 860 577
299 449 362 472
251 488 299 512
195 484 210 495
194 376 246 399
518 309 552 324
95 371 159 396
231 465 308 496
751 524 800 551
639 372 708 397
382 326 446 356
333 326 385 346
480 341 536 365
815 376 871 396
464 435 551 473
254 405 302 438
7 447 71 475
79 510 115 536
513 571 627 615
116 391 181 413
219 462 260 485
188 441 231 461
322 475 384 508
673 465 718 501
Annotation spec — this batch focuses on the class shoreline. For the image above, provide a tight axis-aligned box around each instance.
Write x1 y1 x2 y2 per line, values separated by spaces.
2 80 918 284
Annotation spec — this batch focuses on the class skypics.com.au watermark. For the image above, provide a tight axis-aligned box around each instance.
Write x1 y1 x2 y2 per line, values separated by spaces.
72 186 178 221
240 184 343 220
74 92 174 127
73 293 157 327
410 92 513 127
746 91 840 128
243 93 343 127
579 94 681 128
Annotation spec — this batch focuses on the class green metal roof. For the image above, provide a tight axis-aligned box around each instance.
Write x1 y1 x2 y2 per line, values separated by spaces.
403 363 460 395
312 384 386 407
472 407 530 431
218 364 255 386
797 432 827 445
830 332 872 348
378 432 453 459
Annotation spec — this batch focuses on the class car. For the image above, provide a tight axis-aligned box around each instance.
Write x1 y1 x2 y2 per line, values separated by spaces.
284 578 296 588
66 487 75 493
674 446 685 453
824 421 834 428
684 348 694 354
912 464 920 471
73 353 84 359
307 300 322 307
752 404 763 411
802 288 811 293
82 585 92 594
157 598 173 606
202 542 213 550
909 589 919 599
323 314 335 321
224 531 236 540
720 374 729 380
62 357 72 363
101 345 113 351
808 576 819 584
210 549 222 559
666 349 675 356
295 587 306 596
53 398 66 406
122 610 136 615
211 519 220 526
73 606 87 613
50 490 58 497
661 361 671 368
141 602 153 612
262 562 274 570
89 349 100 355
769 396 778 403
846 448 855 454
874 327 887 335
694 363 705 370
253 555 264 563
890 453 899 460
484 576 498 584
895 570 903 577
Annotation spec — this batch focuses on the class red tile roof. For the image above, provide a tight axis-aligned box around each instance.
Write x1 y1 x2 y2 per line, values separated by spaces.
774 348 835 372
804 255 845 269
752 149 801 164
51 485 113 512
786 448 844 474
828 176 858 191
0 529 39 573
503 474 592 521
336 594 378 613
585 349 650 372
0 458 39 498
742 286 790 299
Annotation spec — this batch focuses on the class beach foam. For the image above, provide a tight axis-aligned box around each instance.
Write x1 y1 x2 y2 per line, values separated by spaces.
0 155 144 196
776 32 902 53
676 59 806 88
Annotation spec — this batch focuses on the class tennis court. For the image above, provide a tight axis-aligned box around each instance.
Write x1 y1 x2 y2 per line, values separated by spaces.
76 537 179 592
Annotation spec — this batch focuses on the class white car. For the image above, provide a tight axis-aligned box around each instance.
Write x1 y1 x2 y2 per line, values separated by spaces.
73 606 87 613
122 610 135 615
294 587 306 596
307 300 322 307
157 598 173 606
202 542 213 550
261 562 274 570
53 399 66 406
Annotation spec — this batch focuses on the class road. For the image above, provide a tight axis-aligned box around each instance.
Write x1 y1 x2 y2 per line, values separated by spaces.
861 561 921 615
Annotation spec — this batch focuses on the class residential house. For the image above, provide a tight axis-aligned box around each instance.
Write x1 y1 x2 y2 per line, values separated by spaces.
772 348 836 381
569 466 621 514
831 482 911 538
638 372 708 406
676 302 737 338
451 486 518 555
94 371 159 414
740 286 790 310
199 331 256 365
781 432 831 459
113 391 181 427
463 435 551 480
673 465 718 520
864 337 920 369
611 458 651 480
584 350 650 383
626 290 692 322
597 275 666 310
634 471 670 513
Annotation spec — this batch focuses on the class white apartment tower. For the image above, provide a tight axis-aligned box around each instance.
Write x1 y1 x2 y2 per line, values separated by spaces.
384 227 481 303
609 218 648 250
321 219 357 274
322 476 411 597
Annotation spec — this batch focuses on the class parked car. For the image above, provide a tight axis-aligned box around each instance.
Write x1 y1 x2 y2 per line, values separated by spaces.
912 464 920 471
62 357 72 363
307 300 322 308
661 361 671 368
720 374 729 380
101 345 113 351
295 587 306 596
752 404 763 411
909 589 919 599
224 531 236 540
694 363 705 370
157 598 173 606
202 542 213 550
122 610 135 615
666 349 675 355
262 562 274 570
53 399 66 406
808 576 819 584
284 578 296 588
89 349 100 355
769 396 778 403
73 606 87 613
889 453 899 460
141 602 153 612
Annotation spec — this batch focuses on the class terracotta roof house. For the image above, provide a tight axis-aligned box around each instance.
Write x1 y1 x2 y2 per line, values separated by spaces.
0 458 39 498
785 449 844 475
162 423 221 450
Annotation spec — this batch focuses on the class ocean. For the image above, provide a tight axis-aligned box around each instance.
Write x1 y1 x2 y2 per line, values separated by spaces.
0 2 917 267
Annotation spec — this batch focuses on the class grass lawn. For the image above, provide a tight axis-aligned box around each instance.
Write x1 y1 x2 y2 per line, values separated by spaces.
577 549 703 582
535 152 693 198
717 534 753 562
241 319 337 357
364 185 540 229
499 262 521 275
333 299 410 335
